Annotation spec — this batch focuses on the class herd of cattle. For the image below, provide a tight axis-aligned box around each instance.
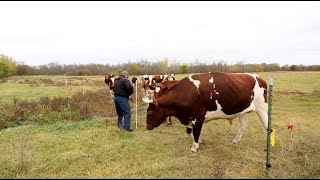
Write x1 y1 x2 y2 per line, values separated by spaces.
105 72 269 152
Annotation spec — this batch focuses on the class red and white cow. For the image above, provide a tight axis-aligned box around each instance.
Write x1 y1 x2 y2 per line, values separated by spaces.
104 74 115 98
143 72 268 152
140 75 155 100
151 74 176 85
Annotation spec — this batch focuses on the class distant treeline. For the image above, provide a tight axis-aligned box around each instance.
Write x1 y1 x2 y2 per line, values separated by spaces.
1 54 320 77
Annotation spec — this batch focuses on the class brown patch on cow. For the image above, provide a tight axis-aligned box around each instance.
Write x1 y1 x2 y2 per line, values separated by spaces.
256 76 268 103
131 76 138 84
191 72 256 115
153 80 178 98
153 75 163 84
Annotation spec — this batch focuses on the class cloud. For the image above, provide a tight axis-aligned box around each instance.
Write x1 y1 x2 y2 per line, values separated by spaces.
1 1 320 66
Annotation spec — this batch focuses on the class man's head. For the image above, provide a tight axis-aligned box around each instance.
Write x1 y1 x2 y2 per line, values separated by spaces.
121 71 129 78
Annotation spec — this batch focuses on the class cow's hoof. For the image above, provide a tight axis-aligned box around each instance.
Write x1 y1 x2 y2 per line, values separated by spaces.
232 139 240 144
191 147 198 153
191 142 199 152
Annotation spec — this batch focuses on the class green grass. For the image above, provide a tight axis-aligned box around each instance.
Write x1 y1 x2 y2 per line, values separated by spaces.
0 76 104 104
0 71 320 178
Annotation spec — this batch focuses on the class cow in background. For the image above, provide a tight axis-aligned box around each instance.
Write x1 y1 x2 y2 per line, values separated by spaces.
141 75 154 100
104 74 115 98
129 76 138 101
164 73 175 81
151 73 176 85
131 76 138 85
143 72 268 152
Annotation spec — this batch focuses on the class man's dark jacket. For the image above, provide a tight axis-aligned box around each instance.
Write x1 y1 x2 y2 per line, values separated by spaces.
113 75 134 99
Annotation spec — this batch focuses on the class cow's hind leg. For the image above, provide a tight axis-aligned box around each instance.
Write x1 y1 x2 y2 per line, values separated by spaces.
256 103 268 130
232 114 248 143
226 118 233 132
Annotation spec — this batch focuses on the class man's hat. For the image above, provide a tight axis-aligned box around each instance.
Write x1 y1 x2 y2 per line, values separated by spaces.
122 71 128 76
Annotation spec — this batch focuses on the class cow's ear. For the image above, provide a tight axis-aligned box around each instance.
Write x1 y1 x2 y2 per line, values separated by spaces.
149 103 156 110
162 86 168 92
149 99 158 110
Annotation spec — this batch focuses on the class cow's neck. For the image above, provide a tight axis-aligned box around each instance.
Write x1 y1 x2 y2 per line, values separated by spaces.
156 85 192 125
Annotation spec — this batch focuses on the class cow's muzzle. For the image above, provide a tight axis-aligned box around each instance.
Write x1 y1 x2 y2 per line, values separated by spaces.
146 124 154 130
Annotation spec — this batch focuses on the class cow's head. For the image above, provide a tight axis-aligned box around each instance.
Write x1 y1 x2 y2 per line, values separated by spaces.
168 73 175 81
105 74 115 90
154 75 163 84
142 98 167 130
131 76 138 85
141 76 150 89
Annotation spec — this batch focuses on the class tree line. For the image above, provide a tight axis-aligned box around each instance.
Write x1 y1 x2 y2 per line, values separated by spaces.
1 54 320 78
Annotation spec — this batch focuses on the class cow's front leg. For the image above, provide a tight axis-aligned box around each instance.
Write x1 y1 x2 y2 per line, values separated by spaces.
190 119 204 152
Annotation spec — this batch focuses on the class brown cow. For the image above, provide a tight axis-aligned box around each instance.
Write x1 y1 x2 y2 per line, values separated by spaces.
143 72 268 152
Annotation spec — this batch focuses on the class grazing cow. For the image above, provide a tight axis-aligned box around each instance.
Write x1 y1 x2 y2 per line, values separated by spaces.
105 74 115 98
143 72 268 152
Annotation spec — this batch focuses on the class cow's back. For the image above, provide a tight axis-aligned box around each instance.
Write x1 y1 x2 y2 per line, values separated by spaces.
161 72 266 119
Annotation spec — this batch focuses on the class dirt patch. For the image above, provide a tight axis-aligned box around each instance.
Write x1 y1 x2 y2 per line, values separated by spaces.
273 90 307 97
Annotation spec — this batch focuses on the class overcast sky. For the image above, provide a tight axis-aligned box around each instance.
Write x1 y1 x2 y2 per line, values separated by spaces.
1 1 320 66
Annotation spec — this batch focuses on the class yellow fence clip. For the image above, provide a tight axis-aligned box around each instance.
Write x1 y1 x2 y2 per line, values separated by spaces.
271 129 275 147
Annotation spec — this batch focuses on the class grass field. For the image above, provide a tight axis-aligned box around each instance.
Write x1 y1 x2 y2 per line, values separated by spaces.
0 71 320 178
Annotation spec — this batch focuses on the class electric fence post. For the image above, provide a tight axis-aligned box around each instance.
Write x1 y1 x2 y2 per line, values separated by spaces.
266 76 273 176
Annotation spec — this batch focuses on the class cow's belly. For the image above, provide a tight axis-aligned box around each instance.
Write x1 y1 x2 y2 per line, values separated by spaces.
204 100 254 122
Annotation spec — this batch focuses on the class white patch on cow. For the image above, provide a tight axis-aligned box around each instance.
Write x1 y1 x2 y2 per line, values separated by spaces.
188 76 201 94
204 74 266 122
191 142 199 152
149 75 153 82
191 119 197 125
111 77 115 84
163 75 168 80
204 100 244 121
203 74 268 143
155 87 160 93
142 97 153 104
210 93 213 99
209 77 214 83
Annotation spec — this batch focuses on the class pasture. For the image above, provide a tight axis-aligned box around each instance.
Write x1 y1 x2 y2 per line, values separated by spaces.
0 71 320 178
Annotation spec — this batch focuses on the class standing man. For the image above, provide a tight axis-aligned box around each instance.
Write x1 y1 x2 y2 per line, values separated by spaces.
113 71 134 132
